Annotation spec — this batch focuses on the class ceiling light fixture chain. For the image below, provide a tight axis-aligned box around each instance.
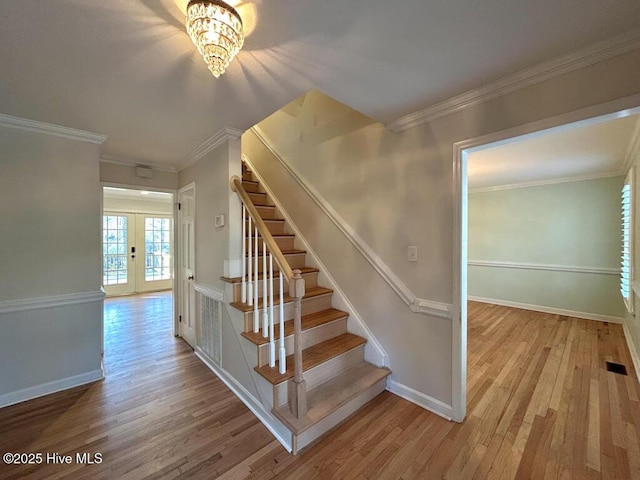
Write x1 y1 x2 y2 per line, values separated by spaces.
186 0 244 78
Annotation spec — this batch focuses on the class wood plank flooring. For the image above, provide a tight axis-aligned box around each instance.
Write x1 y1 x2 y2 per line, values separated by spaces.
1 297 640 479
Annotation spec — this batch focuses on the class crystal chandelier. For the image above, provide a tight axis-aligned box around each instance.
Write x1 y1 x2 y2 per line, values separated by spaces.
186 0 244 78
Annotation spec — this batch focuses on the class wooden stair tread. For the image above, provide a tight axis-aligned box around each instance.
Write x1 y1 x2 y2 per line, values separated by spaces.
273 362 391 434
241 308 348 345
230 286 333 312
255 333 366 385
221 266 319 284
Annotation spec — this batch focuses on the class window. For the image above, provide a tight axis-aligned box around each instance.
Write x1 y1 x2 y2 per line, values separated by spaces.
621 169 633 313
103 215 129 285
145 217 172 281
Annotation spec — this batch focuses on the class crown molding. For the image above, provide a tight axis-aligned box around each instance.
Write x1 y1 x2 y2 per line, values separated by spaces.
251 126 453 320
184 127 244 168
387 29 640 132
100 154 178 173
623 117 640 174
468 170 624 194
0 113 107 144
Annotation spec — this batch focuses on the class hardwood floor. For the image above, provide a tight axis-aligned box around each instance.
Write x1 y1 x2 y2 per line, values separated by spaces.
1 297 640 479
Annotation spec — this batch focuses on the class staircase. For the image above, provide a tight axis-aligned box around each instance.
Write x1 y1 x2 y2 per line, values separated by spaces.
223 161 390 454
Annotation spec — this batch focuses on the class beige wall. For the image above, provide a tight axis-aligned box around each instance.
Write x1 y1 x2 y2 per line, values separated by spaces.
468 176 625 318
178 140 258 392
100 161 178 190
0 126 104 402
179 147 230 291
0 129 102 300
243 48 640 409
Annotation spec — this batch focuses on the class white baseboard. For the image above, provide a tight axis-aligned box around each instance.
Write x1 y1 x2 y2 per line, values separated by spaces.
468 296 623 324
387 379 453 421
195 349 292 452
622 321 640 384
0 368 104 409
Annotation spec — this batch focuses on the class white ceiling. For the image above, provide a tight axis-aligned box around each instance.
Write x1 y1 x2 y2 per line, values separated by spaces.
467 113 640 190
1 0 639 170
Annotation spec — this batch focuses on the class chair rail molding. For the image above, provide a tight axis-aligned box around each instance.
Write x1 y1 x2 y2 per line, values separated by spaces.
468 260 618 276
0 290 106 315
249 128 453 321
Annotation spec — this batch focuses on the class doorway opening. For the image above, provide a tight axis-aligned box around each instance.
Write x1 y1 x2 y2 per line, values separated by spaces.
452 98 640 422
102 187 175 296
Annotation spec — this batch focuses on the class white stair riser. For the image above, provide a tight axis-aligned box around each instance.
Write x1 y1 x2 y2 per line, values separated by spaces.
293 378 387 454
242 293 333 331
274 344 365 408
256 318 348 367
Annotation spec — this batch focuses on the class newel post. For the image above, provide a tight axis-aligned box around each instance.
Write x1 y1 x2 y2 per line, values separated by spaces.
288 269 307 418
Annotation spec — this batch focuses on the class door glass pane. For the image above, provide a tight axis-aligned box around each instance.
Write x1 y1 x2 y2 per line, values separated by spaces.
144 217 171 281
103 215 128 285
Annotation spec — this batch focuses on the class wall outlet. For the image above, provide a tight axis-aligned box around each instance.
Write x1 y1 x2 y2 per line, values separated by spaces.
408 245 418 262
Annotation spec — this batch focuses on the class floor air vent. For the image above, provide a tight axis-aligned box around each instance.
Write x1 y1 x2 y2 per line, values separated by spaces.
199 294 222 367
606 361 628 376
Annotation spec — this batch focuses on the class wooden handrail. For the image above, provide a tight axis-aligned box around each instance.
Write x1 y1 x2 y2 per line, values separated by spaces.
230 176 294 280
231 172 307 419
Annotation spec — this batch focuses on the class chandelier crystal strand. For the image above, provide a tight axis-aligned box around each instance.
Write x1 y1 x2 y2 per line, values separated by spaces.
186 0 244 78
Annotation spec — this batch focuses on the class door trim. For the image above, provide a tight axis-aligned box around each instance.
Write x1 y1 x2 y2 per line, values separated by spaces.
451 93 640 424
177 182 196 344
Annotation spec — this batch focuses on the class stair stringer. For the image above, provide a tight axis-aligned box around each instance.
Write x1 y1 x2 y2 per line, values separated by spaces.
219 283 294 451
242 154 390 368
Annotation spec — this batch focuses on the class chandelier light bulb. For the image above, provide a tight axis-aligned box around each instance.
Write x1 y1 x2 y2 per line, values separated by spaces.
186 0 244 78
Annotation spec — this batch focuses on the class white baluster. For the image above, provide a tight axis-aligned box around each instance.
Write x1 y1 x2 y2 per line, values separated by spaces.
262 240 268 337
254 224 259 334
241 204 246 304
247 216 253 306
269 253 275 367
279 271 285 374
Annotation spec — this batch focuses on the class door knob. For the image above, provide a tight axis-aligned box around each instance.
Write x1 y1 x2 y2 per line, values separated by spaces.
188 275 194 280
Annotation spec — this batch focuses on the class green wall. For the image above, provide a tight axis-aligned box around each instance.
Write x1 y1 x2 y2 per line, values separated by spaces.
468 176 625 319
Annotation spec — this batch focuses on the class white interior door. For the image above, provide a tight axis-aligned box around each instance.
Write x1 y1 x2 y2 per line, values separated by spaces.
178 185 196 347
103 213 136 296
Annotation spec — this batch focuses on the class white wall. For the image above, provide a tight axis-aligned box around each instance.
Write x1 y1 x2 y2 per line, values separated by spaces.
178 140 262 396
103 196 173 215
242 47 640 413
624 142 640 378
468 177 625 320
0 126 104 406
100 161 178 190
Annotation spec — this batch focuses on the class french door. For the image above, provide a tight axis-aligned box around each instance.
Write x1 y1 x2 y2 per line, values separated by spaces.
103 213 173 295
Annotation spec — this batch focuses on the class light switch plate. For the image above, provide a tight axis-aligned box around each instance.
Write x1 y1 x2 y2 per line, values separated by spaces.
408 245 418 262
215 214 225 227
